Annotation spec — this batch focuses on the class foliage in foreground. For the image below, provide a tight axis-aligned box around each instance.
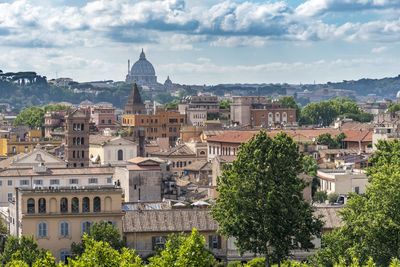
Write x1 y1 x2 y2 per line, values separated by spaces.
313 139 400 266
148 228 215 267
212 131 322 266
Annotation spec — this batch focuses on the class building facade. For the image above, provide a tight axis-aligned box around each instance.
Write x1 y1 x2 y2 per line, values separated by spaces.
122 110 185 146
64 110 90 168
230 96 296 126
89 135 138 166
9 186 124 262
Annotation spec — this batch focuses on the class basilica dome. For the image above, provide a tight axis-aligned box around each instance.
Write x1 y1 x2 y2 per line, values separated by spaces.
131 49 155 76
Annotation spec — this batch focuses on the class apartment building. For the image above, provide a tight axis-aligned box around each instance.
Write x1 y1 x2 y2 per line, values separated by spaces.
122 110 185 146
9 186 124 262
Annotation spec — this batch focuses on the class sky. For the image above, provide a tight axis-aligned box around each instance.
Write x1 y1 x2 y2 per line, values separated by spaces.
0 0 399 85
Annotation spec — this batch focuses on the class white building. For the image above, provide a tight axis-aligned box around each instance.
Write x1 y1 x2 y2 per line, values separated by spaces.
89 135 138 166
317 169 368 195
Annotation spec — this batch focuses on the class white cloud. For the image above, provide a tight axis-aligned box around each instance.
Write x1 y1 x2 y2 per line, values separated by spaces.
371 46 387 53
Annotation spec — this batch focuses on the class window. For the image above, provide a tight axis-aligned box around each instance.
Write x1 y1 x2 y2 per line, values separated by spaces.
7 193 12 202
60 250 71 263
60 198 68 213
88 178 98 184
81 137 84 145
38 222 48 238
73 151 75 158
355 186 360 194
81 151 85 158
60 221 69 237
82 197 90 212
7 180 12 186
69 179 78 185
38 198 46 213
27 198 35 214
107 177 112 184
93 197 101 212
152 236 166 250
82 221 92 234
208 235 221 249
117 149 123 161
71 197 79 213
50 179 60 185
34 179 43 185
0 181 2 186
19 180 29 186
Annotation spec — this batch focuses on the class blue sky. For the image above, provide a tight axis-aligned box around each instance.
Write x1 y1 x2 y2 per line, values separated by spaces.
0 0 399 85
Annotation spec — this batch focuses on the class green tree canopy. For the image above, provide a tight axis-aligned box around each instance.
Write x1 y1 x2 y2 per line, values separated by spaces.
14 104 69 128
313 139 400 266
316 133 346 149
148 228 215 267
71 221 124 257
1 236 47 266
212 131 322 266
68 235 142 267
219 99 231 110
300 98 372 126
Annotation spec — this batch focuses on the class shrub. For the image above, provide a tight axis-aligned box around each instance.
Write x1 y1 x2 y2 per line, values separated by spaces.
313 191 328 203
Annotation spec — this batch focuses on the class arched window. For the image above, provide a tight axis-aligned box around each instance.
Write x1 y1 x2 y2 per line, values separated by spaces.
117 149 123 161
77 138 80 145
27 198 35 214
93 197 101 212
60 221 69 237
38 198 46 213
73 137 76 145
82 221 92 234
60 198 68 213
71 197 79 213
81 124 84 131
282 112 287 123
275 112 281 122
81 137 84 145
82 197 90 212
38 222 48 238
81 151 85 158
73 151 75 158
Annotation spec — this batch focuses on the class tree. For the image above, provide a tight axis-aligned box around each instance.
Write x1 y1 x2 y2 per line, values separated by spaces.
316 133 346 149
219 99 231 110
313 139 400 266
212 132 322 266
71 221 124 257
68 235 142 267
279 96 300 118
1 236 47 265
302 155 319 198
14 104 69 128
148 228 215 267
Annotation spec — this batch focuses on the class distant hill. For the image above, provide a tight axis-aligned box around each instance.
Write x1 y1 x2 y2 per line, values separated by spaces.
312 75 400 98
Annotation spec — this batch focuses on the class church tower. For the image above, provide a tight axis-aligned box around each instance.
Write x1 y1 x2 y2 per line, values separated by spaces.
124 83 146 114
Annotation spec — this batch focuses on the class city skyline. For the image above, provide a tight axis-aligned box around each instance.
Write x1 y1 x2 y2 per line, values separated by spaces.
0 0 399 85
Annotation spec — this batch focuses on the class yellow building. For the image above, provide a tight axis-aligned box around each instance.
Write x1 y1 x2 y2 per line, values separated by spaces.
0 129 61 157
9 186 124 262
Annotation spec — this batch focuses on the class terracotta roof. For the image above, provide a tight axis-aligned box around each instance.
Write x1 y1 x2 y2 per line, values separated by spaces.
123 209 218 233
342 130 372 142
126 165 161 171
207 131 258 143
0 166 114 177
340 121 374 131
149 144 196 157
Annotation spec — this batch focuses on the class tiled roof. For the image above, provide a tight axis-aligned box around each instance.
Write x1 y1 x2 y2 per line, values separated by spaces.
89 135 114 145
183 160 211 172
342 129 372 142
314 206 343 230
150 144 196 157
127 157 165 165
123 206 342 233
0 167 114 177
123 209 218 233
207 131 258 143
